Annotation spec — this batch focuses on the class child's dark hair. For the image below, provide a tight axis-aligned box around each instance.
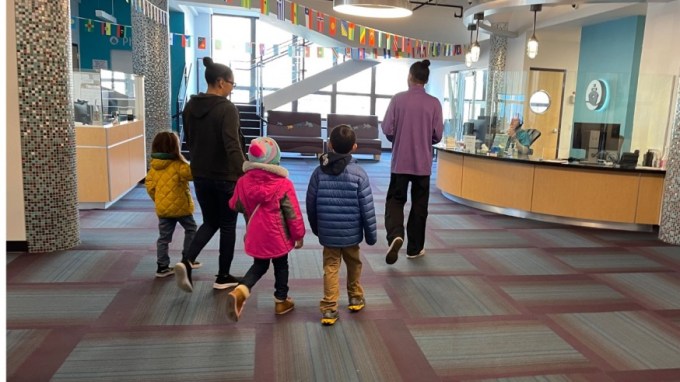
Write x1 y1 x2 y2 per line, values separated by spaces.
329 124 356 154
152 131 187 163
409 59 431 84
203 57 233 86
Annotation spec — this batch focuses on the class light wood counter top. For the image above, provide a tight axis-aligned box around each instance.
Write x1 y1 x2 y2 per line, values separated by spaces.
435 147 665 230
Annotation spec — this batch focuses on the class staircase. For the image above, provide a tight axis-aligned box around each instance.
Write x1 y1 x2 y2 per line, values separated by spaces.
236 102 262 150
178 102 262 161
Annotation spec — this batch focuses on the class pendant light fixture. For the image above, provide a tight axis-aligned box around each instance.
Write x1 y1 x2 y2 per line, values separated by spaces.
333 0 413 18
465 23 476 68
470 13 484 63
527 4 542 59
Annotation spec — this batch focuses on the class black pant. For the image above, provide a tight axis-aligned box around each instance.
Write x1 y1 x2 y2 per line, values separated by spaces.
183 177 238 277
240 255 289 301
385 173 430 256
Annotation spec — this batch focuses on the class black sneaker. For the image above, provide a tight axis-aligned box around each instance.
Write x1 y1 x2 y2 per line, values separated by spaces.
174 259 193 293
386 237 403 265
155 266 174 278
213 274 240 290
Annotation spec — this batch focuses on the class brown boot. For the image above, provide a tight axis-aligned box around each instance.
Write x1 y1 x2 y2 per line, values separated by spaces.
275 297 295 315
226 285 250 322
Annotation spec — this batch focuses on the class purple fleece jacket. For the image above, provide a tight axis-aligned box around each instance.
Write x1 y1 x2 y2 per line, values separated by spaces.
382 85 443 176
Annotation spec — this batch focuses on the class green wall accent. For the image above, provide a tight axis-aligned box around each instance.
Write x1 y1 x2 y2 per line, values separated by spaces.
170 11 186 130
76 0 132 70
574 16 646 152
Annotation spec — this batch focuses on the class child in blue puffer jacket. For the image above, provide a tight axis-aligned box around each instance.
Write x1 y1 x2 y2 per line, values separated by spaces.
306 124 377 326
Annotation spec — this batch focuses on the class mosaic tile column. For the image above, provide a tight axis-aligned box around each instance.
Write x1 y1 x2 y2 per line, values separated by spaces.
132 0 170 164
659 81 680 244
485 23 508 121
13 0 80 252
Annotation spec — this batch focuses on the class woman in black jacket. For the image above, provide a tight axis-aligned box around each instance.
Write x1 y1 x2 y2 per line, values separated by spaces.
175 57 246 293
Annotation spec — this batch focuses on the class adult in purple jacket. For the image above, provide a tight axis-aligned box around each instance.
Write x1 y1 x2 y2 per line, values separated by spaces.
381 59 443 264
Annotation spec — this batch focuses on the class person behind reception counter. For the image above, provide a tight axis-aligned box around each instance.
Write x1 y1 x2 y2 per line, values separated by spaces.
506 116 534 155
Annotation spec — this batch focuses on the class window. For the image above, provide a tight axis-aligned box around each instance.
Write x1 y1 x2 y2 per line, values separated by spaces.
297 93 331 118
337 67 371 94
256 20 294 89
375 60 410 95
336 95 370 115
213 15 253 88
375 97 391 121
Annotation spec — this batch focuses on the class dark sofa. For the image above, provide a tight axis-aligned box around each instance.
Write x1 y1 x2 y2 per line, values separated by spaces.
327 113 382 160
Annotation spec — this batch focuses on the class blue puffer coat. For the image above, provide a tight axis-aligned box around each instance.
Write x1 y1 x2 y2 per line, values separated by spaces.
306 153 377 248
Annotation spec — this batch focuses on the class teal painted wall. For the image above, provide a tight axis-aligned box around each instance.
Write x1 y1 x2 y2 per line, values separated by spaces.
574 16 645 152
76 0 132 70
170 11 186 129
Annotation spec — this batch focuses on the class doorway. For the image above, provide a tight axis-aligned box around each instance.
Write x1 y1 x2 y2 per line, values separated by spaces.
524 68 566 159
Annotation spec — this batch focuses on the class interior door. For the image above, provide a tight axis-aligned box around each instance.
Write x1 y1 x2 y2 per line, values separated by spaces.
523 69 565 159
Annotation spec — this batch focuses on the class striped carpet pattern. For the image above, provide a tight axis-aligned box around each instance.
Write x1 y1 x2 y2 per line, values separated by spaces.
6 152 680 381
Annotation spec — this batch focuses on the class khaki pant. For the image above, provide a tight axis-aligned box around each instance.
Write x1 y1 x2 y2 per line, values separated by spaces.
320 245 363 312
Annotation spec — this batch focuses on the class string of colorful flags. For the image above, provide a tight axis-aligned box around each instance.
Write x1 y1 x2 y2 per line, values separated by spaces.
72 0 465 59
71 16 132 37
226 0 465 58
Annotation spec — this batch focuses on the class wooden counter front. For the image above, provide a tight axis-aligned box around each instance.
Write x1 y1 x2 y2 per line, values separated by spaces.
75 120 146 209
436 149 665 228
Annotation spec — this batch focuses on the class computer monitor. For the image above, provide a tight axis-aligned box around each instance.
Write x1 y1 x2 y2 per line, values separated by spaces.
469 116 497 147
74 100 91 124
572 122 622 161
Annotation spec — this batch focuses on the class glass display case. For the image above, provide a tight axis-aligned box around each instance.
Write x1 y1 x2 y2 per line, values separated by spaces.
72 69 141 125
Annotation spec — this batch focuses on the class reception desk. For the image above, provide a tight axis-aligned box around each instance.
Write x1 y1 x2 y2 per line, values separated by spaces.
436 147 666 230
75 120 146 209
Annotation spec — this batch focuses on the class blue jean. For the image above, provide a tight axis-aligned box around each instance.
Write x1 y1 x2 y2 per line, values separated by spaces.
240 255 289 301
157 215 197 268
183 177 238 277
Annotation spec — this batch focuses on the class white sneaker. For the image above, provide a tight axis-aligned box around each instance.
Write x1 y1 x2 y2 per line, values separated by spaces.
407 249 426 259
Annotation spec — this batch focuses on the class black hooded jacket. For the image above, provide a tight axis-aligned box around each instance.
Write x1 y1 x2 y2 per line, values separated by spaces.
320 152 352 175
182 93 245 181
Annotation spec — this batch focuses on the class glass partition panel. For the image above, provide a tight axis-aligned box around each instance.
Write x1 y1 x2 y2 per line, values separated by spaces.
446 68 675 163
72 69 139 125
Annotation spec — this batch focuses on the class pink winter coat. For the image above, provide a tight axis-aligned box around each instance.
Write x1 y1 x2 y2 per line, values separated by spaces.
229 161 306 259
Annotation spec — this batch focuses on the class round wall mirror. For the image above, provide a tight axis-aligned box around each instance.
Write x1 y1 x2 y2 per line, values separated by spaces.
529 90 551 114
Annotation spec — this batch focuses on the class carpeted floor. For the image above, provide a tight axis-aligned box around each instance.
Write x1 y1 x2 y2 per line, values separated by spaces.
7 153 680 381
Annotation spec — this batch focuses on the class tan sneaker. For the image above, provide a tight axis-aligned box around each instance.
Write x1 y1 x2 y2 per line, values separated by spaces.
321 310 339 325
226 285 250 322
348 297 365 312
275 297 295 315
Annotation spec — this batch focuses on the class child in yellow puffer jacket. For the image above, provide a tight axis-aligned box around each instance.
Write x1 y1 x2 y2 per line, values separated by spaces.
146 132 199 278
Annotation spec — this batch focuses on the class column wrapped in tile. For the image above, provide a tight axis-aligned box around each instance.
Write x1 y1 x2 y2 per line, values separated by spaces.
13 0 80 252
659 81 680 245
485 23 508 120
131 0 170 166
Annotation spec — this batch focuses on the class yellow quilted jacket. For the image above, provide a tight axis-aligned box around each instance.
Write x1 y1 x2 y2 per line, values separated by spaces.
146 154 194 218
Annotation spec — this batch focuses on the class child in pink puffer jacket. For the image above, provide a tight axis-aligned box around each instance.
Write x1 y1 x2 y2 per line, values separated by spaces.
226 137 305 322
